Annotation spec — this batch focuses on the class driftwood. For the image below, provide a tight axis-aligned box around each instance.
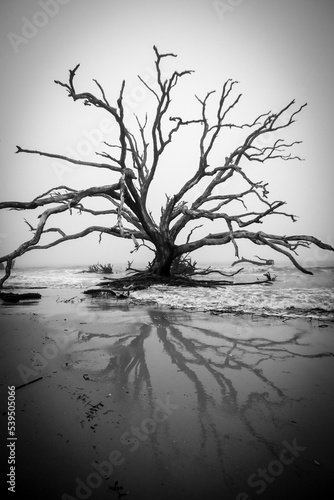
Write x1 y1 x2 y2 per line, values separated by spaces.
0 292 42 303
16 376 44 390
79 263 114 274
84 288 131 299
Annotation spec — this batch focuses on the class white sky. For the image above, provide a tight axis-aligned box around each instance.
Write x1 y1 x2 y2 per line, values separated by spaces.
0 0 333 268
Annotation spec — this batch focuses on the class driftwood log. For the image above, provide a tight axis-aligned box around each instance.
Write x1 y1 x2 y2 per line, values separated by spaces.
0 292 42 303
83 288 131 299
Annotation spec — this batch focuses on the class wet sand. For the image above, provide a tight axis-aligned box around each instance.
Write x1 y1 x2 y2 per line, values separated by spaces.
0 288 334 499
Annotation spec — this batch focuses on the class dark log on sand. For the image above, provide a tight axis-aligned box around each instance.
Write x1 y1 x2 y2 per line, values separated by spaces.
0 292 42 303
84 288 130 299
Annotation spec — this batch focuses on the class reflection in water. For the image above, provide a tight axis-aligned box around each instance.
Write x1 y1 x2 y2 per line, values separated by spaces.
56 304 334 498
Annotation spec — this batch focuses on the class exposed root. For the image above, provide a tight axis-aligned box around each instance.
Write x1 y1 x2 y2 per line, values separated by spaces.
91 270 274 292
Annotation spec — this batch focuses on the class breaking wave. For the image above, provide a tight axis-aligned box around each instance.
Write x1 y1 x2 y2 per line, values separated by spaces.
3 264 334 321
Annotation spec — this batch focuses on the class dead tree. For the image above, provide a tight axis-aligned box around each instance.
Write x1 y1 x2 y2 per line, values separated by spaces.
0 46 333 287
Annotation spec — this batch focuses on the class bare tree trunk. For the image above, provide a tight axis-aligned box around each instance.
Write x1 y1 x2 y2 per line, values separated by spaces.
150 242 175 276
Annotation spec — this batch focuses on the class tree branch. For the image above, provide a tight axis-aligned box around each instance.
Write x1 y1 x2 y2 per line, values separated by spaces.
177 230 334 274
16 146 122 172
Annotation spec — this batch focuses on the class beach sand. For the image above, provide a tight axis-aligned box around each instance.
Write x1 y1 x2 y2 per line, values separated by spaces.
0 288 333 499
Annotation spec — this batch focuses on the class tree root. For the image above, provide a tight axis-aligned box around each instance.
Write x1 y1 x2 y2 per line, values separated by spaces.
92 271 274 292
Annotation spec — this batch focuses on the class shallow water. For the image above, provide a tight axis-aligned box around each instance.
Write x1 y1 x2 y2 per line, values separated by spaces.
3 264 334 321
1 288 334 499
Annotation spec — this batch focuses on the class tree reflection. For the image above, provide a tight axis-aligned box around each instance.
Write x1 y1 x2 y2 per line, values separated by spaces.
65 305 334 496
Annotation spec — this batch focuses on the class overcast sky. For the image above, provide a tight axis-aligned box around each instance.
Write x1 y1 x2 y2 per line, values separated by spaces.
0 0 333 268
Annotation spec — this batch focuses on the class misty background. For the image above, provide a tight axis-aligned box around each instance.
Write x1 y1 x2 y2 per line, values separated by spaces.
0 0 333 269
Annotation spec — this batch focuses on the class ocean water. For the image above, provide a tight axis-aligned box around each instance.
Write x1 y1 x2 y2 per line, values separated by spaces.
2 264 334 321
